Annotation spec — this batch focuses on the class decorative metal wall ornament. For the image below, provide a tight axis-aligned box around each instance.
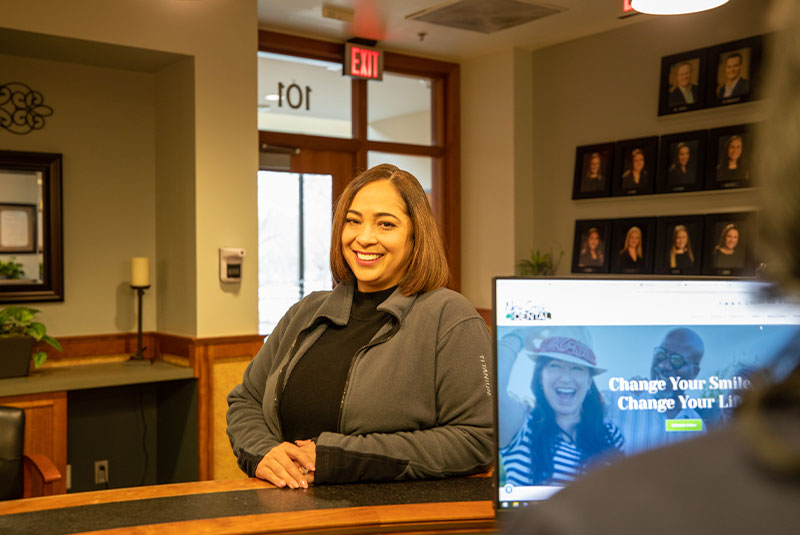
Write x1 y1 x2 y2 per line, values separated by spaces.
0 82 54 135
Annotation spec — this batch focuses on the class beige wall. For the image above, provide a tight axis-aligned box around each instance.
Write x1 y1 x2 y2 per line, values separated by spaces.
461 50 516 306
513 49 535 274
0 52 159 335
461 1 768 309
1 0 258 337
155 58 198 336
461 49 536 308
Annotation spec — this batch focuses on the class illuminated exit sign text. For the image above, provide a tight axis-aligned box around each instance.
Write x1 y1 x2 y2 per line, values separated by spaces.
344 42 383 81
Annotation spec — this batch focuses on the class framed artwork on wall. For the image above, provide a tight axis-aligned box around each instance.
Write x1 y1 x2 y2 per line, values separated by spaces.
654 215 704 276
612 136 658 196
657 130 707 194
572 143 614 199
0 151 64 302
610 217 656 275
571 219 611 274
707 124 754 190
702 212 757 277
0 203 36 254
707 35 763 108
658 48 707 116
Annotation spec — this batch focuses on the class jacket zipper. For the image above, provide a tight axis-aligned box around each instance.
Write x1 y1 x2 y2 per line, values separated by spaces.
337 319 401 432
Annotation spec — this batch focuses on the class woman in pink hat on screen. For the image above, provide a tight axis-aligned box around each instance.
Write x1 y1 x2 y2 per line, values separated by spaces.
500 329 623 487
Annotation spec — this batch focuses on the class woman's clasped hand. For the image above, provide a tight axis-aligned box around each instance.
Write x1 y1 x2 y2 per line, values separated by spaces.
255 440 316 489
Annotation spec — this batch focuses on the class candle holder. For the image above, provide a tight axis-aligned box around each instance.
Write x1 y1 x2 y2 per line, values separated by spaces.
125 284 152 366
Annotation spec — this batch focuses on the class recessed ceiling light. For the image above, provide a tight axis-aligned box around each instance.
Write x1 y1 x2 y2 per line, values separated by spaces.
631 0 729 15
265 94 279 101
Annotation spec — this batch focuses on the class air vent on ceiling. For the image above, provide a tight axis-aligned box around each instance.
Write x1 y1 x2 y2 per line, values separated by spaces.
322 4 354 23
406 0 563 34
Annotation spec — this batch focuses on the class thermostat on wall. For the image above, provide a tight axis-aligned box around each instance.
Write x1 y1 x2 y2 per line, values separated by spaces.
219 248 245 283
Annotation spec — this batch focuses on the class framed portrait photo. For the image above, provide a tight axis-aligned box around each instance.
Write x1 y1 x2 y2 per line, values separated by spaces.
612 136 658 197
702 212 757 277
571 219 611 274
609 217 656 275
657 130 707 194
658 48 707 116
707 35 762 108
654 215 704 276
707 124 755 190
572 143 614 199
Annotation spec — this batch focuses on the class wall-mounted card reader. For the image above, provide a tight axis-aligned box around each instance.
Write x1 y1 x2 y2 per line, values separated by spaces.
219 248 245 283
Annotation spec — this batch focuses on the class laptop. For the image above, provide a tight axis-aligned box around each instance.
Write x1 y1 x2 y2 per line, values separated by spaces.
492 277 800 517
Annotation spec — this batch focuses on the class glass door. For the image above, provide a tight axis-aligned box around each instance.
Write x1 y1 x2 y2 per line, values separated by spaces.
258 148 354 334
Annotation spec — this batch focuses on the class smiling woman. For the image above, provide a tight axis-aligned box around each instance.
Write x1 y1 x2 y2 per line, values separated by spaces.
499 328 624 487
227 163 493 489
339 180 412 293
330 165 448 295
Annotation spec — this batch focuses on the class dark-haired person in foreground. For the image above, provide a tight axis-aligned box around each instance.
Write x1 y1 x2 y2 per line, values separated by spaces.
507 2 800 531
227 164 493 488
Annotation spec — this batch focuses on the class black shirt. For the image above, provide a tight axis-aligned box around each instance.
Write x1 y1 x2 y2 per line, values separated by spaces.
279 286 396 442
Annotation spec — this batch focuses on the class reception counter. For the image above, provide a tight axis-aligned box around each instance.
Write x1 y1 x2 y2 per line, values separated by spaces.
0 476 496 534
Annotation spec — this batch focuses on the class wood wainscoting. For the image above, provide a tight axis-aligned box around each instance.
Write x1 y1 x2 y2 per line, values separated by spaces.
38 332 265 482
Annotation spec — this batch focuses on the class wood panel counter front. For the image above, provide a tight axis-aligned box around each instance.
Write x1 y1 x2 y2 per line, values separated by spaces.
0 476 496 534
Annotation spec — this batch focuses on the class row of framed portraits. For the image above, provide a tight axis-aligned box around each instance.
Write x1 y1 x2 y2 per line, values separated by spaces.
572 123 754 199
571 212 757 278
658 35 763 116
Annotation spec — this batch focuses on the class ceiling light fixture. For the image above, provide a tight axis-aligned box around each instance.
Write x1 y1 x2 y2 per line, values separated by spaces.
631 0 729 15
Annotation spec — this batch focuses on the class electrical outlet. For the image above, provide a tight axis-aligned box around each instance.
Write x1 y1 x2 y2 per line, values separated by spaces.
94 460 109 485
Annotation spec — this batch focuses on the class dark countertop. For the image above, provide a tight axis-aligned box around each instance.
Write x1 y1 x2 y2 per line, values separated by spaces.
0 360 194 397
0 477 493 535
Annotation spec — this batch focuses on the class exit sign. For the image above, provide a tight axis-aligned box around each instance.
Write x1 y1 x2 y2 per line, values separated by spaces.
344 42 383 81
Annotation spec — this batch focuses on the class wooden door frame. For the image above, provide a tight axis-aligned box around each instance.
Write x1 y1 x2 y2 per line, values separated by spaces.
257 31 462 290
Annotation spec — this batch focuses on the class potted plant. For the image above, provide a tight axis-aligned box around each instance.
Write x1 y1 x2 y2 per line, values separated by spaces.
0 306 62 378
0 258 25 280
517 249 563 276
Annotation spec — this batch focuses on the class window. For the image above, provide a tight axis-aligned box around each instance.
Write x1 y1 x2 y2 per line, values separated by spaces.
367 72 432 146
258 52 352 138
257 31 461 331
257 171 332 334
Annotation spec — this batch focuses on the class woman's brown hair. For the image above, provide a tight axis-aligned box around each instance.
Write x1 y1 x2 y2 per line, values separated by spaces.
330 164 449 295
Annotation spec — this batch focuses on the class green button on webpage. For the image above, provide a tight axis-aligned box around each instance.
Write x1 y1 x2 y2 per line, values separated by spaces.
665 419 703 432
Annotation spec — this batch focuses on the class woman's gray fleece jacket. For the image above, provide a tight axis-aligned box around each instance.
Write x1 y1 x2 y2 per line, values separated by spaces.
226 282 494 484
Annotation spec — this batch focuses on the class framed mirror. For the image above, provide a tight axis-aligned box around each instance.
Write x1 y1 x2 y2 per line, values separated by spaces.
0 150 63 303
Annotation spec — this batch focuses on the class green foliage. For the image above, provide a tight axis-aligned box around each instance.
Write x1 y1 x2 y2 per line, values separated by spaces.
0 306 61 368
516 249 563 276
0 258 25 279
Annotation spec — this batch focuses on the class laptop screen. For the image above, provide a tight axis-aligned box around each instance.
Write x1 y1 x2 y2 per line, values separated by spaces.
493 277 800 511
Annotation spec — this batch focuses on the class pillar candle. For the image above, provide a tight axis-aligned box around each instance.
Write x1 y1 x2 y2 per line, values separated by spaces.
131 257 150 287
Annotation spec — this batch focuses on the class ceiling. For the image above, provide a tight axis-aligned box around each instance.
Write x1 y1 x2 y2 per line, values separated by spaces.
256 0 652 61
